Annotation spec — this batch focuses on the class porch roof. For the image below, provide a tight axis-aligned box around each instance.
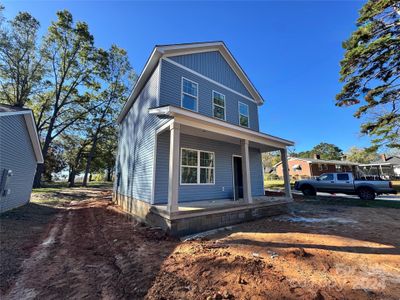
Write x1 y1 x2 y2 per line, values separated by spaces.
149 105 294 151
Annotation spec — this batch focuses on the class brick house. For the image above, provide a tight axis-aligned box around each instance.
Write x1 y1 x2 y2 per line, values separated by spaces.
275 154 358 179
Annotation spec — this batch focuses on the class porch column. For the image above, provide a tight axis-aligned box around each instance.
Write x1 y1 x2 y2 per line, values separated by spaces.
168 121 180 213
280 148 292 198
240 139 253 204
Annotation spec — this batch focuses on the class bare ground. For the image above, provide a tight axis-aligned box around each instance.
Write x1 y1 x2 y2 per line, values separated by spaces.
1 188 400 299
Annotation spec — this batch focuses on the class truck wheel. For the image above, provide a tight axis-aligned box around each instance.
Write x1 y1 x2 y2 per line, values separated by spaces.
302 186 316 197
358 188 375 200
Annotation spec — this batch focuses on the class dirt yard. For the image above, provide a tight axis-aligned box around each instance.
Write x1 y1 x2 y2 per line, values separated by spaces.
1 187 400 299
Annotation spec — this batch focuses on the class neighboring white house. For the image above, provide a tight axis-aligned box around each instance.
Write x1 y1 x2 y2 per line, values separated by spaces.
0 104 43 213
360 154 400 180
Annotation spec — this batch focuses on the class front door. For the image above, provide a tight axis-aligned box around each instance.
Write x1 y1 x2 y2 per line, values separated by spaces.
233 156 243 200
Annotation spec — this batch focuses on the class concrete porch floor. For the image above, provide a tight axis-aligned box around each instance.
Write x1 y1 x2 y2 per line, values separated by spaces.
152 196 292 220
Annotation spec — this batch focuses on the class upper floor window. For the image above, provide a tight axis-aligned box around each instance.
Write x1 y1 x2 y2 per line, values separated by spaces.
238 102 249 127
212 91 225 120
181 77 198 111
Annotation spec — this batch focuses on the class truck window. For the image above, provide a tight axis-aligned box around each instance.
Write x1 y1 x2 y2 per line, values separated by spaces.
337 173 349 181
319 174 334 181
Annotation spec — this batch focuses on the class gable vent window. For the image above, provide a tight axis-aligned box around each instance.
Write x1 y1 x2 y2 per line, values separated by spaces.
238 102 249 127
212 91 226 120
181 77 198 112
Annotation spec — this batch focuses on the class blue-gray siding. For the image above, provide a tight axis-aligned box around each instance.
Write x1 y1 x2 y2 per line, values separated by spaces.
169 51 252 98
0 114 36 213
160 59 259 131
115 63 168 203
154 131 264 204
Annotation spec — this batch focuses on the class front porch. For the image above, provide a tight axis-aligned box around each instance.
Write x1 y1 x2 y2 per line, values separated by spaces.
143 105 295 235
151 195 292 236
150 105 294 210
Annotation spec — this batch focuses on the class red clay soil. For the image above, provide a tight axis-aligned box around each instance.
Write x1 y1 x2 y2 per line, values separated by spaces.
1 189 400 300
1 190 178 299
146 203 400 300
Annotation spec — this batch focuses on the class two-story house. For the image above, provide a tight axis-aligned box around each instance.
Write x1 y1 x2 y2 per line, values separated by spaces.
114 41 294 236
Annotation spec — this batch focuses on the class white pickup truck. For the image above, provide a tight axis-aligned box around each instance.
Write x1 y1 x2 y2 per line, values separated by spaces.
294 172 397 200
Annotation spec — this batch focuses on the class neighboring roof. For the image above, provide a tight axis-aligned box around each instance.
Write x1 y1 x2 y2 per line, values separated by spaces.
117 41 264 124
274 157 359 167
0 104 30 113
362 156 400 166
0 104 44 163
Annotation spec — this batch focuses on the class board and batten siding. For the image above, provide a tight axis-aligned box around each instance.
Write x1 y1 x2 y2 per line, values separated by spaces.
160 58 260 131
115 63 168 203
0 114 37 213
154 131 264 204
169 51 252 98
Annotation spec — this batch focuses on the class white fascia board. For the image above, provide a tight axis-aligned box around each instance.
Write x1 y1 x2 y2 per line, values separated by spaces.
359 163 393 167
149 106 294 148
157 42 224 53
23 112 44 163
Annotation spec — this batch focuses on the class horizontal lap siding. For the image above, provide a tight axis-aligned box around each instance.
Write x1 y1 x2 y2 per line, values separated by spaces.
154 132 264 203
249 148 265 196
115 63 167 203
169 51 252 98
0 115 36 213
160 59 259 131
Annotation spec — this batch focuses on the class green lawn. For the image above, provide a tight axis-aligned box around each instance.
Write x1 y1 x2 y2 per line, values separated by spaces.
32 181 113 193
264 179 294 190
392 181 400 192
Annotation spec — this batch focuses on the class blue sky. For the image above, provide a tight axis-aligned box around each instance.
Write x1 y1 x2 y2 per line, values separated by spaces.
4 0 369 152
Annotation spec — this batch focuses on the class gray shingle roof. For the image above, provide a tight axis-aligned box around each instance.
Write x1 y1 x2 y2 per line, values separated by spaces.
0 104 31 113
370 156 400 165
289 157 359 166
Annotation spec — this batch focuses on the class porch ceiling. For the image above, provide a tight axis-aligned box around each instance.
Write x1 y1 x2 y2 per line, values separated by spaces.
150 105 294 151
180 125 279 152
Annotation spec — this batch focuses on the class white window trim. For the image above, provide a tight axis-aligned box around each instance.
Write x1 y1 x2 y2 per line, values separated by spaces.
180 147 215 185
238 101 250 128
212 90 226 121
181 77 198 112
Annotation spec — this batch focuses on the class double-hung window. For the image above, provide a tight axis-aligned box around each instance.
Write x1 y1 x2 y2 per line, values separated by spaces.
181 78 198 111
181 148 215 184
238 102 249 127
212 91 225 120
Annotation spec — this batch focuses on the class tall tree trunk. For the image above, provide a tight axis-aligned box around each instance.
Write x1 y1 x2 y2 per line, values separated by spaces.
68 168 76 187
106 167 112 182
82 135 99 187
32 114 57 188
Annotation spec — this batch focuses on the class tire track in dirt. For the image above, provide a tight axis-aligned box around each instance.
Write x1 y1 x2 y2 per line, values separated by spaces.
4 212 66 300
3 194 178 300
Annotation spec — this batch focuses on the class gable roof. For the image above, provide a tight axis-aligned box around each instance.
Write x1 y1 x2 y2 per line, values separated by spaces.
117 41 264 124
0 104 44 163
274 156 359 168
369 156 400 165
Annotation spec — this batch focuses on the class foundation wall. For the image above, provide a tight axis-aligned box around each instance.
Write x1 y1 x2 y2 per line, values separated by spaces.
113 192 290 237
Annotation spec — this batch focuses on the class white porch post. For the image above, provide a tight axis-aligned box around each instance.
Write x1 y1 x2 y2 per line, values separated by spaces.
240 139 252 204
280 148 292 198
168 121 180 213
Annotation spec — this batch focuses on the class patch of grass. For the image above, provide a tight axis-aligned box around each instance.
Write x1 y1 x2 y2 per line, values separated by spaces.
300 196 400 209
32 181 113 193
264 179 294 190
392 181 400 192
